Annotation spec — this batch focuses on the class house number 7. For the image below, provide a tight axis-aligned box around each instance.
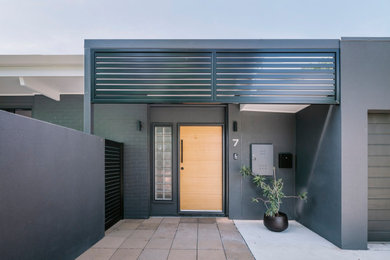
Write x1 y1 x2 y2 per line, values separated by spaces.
232 139 239 147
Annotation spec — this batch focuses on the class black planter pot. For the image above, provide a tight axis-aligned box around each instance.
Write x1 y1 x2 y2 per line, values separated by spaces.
263 212 288 232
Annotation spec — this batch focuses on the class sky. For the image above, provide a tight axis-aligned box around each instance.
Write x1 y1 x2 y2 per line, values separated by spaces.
0 0 389 54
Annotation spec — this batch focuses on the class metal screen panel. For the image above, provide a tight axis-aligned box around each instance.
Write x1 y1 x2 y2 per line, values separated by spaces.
93 52 213 103
105 139 123 230
92 50 338 104
215 52 337 103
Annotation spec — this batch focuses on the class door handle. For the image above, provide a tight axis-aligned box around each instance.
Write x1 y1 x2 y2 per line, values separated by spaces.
180 139 184 163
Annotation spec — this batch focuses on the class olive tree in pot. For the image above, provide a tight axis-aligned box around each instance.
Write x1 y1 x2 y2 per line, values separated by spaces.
240 166 307 232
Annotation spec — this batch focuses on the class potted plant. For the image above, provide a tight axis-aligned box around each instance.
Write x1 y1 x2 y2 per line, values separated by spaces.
240 165 307 232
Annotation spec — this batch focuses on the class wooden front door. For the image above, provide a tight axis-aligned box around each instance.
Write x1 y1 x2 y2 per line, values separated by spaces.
179 126 223 212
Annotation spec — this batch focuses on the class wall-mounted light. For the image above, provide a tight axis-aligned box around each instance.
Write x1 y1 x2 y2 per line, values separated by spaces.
137 120 142 131
233 121 238 132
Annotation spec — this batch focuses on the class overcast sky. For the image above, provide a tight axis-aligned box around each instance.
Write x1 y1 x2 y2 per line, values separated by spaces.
0 0 389 54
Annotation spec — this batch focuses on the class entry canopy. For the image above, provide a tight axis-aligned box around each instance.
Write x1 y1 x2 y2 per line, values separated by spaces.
87 41 340 105
0 55 83 101
240 104 310 113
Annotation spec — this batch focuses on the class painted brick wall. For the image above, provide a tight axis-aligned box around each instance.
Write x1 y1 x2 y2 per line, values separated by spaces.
33 95 84 131
228 104 296 219
0 96 34 109
93 104 149 218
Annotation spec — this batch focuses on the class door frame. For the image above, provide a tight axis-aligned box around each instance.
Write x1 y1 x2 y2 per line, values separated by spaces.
177 123 226 216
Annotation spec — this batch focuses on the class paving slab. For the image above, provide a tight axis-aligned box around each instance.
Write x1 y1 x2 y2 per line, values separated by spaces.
109 248 142 260
92 236 126 249
76 248 116 260
180 217 198 223
138 249 170 260
146 237 173 249
198 249 226 260
120 237 149 249
168 249 197 260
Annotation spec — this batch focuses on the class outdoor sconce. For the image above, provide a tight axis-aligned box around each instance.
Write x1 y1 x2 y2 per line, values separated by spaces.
137 120 142 131
233 121 238 132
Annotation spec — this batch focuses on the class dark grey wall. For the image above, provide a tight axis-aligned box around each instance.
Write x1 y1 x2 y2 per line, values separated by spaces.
0 111 104 260
0 95 84 131
0 96 34 109
93 104 149 218
149 106 225 216
295 105 342 247
228 104 296 219
340 38 390 249
33 95 84 131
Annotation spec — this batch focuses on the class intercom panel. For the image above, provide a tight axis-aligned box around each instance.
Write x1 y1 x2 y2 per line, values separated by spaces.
251 144 273 176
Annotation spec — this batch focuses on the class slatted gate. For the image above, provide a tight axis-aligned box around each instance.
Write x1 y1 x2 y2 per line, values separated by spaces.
105 139 124 230
91 50 339 104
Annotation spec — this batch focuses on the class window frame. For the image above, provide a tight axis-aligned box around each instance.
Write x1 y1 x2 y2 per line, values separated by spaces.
152 123 174 202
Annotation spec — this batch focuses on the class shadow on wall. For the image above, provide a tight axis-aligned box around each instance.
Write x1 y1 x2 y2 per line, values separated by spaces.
295 105 342 248
296 105 334 214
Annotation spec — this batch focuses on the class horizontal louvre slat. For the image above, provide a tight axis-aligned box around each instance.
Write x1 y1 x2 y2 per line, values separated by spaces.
217 68 335 73
96 85 212 90
215 96 336 104
97 91 211 96
105 205 120 215
97 52 212 57
105 161 121 165
96 63 211 68
96 80 211 85
105 174 121 181
105 193 121 204
216 63 334 68
215 85 335 90
97 74 210 79
96 68 212 74
217 90 334 96
216 58 335 63
216 52 334 57
105 148 120 153
96 58 211 63
96 95 210 103
217 80 334 84
217 74 335 79
105 156 120 161
106 190 120 198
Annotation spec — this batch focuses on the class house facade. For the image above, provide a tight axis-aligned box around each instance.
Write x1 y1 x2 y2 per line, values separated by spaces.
1 38 389 250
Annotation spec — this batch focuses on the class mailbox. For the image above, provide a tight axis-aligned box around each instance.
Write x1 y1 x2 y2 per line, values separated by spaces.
251 144 273 176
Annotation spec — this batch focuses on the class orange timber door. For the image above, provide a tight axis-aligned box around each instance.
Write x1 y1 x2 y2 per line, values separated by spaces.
179 126 223 212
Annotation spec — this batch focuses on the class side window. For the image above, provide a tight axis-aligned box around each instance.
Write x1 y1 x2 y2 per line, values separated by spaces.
154 126 172 201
